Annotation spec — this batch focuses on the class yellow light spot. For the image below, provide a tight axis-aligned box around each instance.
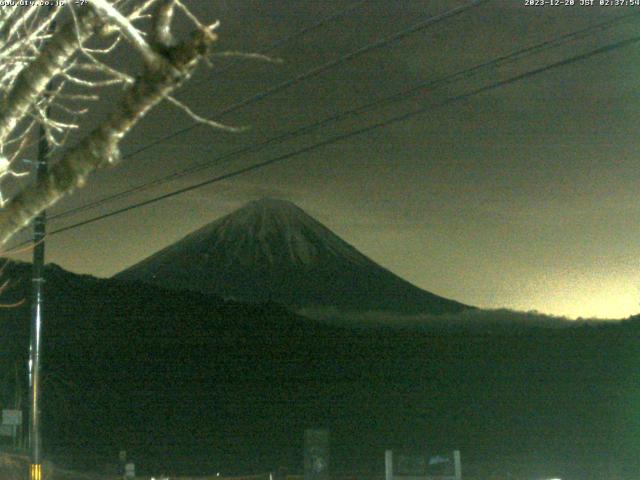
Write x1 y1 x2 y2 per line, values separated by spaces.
30 464 41 480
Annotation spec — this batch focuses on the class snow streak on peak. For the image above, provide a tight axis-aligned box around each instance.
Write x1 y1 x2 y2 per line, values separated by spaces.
203 197 373 267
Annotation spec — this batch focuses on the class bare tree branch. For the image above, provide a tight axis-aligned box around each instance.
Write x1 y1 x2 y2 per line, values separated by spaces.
89 0 164 67
0 1 246 248
152 0 176 47
165 95 243 132
211 51 283 64
0 7 100 146
0 22 219 246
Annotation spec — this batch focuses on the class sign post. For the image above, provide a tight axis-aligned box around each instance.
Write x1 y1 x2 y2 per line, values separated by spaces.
384 449 461 480
1 409 22 446
304 429 330 480
124 461 136 479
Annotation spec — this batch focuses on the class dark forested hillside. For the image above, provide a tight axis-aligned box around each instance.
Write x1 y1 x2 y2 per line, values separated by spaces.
1 261 638 478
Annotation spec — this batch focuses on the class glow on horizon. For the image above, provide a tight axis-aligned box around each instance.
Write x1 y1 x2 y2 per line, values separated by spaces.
503 285 638 320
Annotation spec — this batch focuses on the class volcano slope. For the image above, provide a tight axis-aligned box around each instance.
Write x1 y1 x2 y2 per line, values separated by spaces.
116 198 470 314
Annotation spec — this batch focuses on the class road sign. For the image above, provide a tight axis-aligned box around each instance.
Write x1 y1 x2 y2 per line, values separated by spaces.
2 409 22 426
125 461 135 478
385 449 461 480
304 429 329 480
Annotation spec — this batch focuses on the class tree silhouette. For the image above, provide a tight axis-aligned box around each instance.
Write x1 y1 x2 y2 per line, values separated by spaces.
0 0 233 248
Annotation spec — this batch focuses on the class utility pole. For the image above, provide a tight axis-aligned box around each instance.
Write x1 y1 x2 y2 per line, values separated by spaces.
29 8 55 478
28 116 48 480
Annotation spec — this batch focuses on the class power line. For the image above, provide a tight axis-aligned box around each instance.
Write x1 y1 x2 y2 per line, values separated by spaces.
48 0 489 221
119 0 489 160
42 33 640 240
185 0 368 91
2 0 489 250
48 11 640 222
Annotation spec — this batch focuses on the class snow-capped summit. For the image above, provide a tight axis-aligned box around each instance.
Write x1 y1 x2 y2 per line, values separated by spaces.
116 198 470 314
197 198 373 268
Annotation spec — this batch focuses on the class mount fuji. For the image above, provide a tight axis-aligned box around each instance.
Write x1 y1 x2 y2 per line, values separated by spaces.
116 198 471 314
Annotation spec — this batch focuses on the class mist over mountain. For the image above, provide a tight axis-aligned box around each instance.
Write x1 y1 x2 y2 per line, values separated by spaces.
116 198 470 314
299 306 586 332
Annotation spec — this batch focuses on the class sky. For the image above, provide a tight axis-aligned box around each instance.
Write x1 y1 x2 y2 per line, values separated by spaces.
6 0 640 320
